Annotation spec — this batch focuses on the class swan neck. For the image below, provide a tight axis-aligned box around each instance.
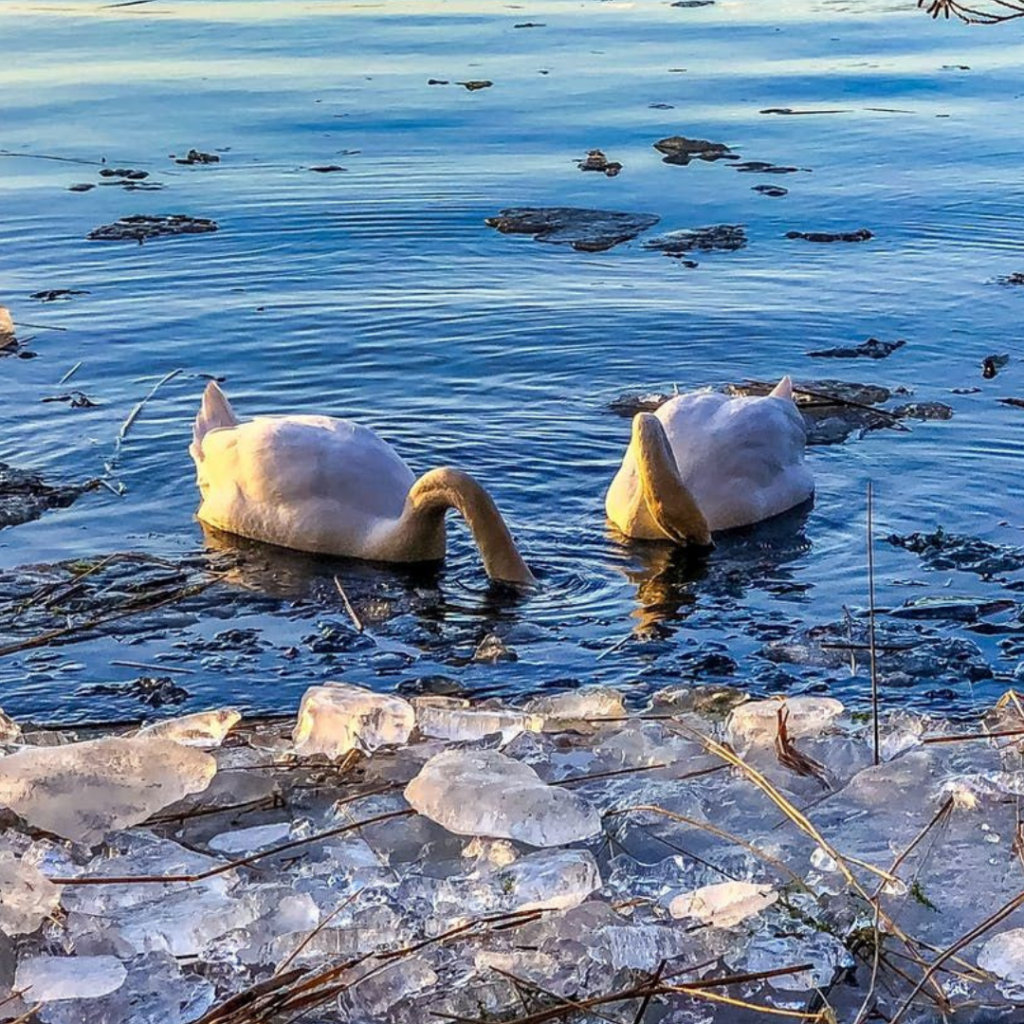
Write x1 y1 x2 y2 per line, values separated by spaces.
408 468 535 585
633 413 713 548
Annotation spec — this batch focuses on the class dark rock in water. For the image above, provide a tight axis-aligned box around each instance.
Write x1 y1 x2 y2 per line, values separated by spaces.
653 135 737 165
99 167 149 180
457 80 493 91
30 289 89 302
68 183 95 192
486 207 660 252
807 337 906 360
0 464 96 529
644 224 746 255
734 161 799 174
672 0 714 6
310 165 346 173
752 184 788 197
427 78 449 85
79 675 191 707
1000 397 1024 410
997 272 1024 286
513 21 545 27
982 353 1009 379
87 214 219 243
887 527 1024 577
577 149 622 177
786 228 873 243
174 149 219 165
190 628 268 655
648 102 675 109
303 620 375 654
889 596 1016 622
892 401 953 421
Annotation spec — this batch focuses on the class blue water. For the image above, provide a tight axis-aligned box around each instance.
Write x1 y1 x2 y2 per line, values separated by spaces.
2 0 1023 723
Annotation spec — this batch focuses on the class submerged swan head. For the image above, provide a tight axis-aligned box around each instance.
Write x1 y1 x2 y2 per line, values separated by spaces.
631 412 714 549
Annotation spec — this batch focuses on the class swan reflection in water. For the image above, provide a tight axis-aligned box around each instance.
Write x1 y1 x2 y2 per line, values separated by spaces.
615 498 814 637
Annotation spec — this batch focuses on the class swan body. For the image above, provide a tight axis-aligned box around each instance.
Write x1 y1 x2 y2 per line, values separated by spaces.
606 377 813 546
190 383 534 584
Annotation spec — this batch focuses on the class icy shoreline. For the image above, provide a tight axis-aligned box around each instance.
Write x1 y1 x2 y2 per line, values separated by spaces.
3 683 1024 1023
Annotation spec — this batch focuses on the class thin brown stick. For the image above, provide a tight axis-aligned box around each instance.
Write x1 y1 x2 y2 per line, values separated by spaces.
333 575 364 633
868 481 880 766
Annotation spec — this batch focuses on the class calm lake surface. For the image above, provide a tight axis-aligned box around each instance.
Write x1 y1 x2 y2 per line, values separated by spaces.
2 0 1023 724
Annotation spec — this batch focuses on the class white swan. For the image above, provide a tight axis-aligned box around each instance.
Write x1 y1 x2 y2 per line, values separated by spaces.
605 377 813 547
189 383 535 585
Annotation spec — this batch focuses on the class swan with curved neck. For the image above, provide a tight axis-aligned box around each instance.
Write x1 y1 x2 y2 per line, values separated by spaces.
605 376 813 547
189 382 535 585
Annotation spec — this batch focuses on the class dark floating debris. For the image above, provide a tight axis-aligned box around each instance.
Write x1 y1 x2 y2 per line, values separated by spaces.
648 102 675 109
807 337 906 360
653 135 737 165
174 148 219 165
457 80 493 91
513 21 545 27
786 228 873 243
752 184 788 197
999 397 1024 410
30 289 89 302
760 107 850 115
99 167 148 180
888 526 1024 577
891 401 953 421
997 272 1024 286
309 165 346 173
80 675 191 707
87 214 219 243
671 0 715 5
733 161 800 174
68 183 95 192
41 391 98 409
644 224 747 256
485 207 660 252
983 353 1009 378
0 464 97 530
889 595 1016 622
427 78 449 85
577 149 622 177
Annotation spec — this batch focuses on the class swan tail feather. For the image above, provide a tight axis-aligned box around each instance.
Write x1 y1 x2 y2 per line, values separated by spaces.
191 381 237 462
770 375 794 401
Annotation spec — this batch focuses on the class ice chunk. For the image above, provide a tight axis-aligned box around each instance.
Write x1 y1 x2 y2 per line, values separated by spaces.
0 708 20 744
0 851 59 935
292 683 414 759
0 737 215 844
413 696 540 744
726 697 844 748
405 749 601 846
496 849 600 912
15 955 127 1001
345 956 438 1018
743 929 853 990
669 881 778 927
137 708 241 747
978 928 1024 997
525 687 627 727
208 822 291 855
596 922 695 969
32 952 214 1024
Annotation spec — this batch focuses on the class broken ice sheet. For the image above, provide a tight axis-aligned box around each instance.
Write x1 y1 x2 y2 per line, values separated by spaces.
669 880 779 927
412 695 540 744
136 707 241 747
978 927 1024 999
726 696 844 749
292 682 414 759
405 748 602 845
0 737 216 844
524 686 627 728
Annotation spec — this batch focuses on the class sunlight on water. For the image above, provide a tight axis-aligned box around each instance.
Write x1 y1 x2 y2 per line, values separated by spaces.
1 0 1024 722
